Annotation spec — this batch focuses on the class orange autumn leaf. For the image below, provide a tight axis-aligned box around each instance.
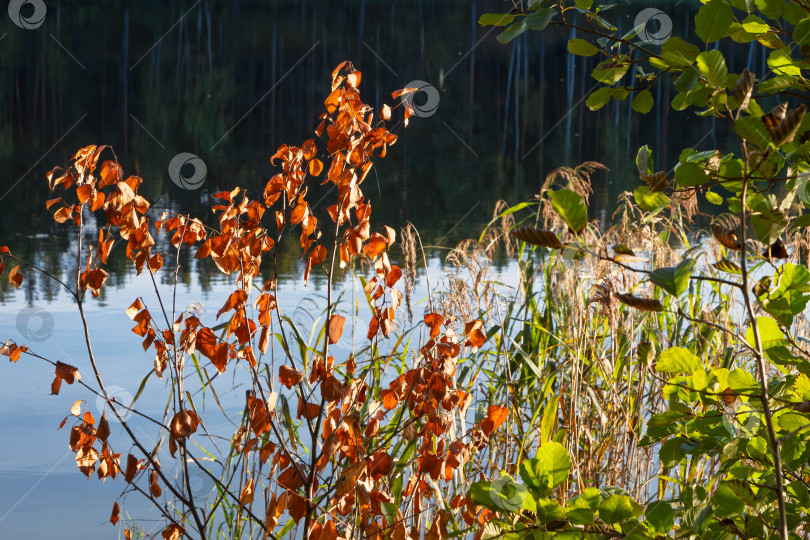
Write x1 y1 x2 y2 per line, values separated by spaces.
161 524 184 540
52 361 81 395
1 340 28 362
309 158 323 176
110 502 120 525
239 477 255 507
76 184 94 205
195 327 229 373
392 87 418 99
381 104 392 121
8 265 22 289
70 400 83 416
76 446 99 478
124 454 139 483
385 265 402 287
363 233 387 259
334 460 368 500
464 319 488 348
279 365 304 388
247 396 272 437
296 398 320 420
328 314 346 344
80 268 109 297
53 206 73 223
170 409 200 439
424 313 445 339
217 289 248 319
99 160 123 188
481 404 509 436
149 469 162 497
367 316 379 340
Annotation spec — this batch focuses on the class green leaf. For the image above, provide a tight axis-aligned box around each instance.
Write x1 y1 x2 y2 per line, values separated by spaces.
632 90 654 114
470 476 533 513
647 410 686 429
695 0 733 43
586 87 613 110
645 501 675 534
758 75 797 95
764 286 810 327
659 37 701 68
750 200 789 244
633 186 669 212
768 47 801 76
657 347 702 373
675 161 710 188
535 498 564 523
745 316 786 350
794 18 810 45
659 437 687 467
705 190 723 205
478 13 516 27
733 115 772 148
713 257 741 274
592 58 630 84
772 263 810 295
636 145 653 175
650 258 695 297
794 214 810 228
741 14 769 33
696 50 728 89
497 21 528 44
525 8 555 30
598 494 635 524
728 368 759 393
568 38 599 56
566 488 600 525
713 482 745 518
549 189 587 234
755 31 785 48
519 442 572 496
779 412 810 432
540 395 560 444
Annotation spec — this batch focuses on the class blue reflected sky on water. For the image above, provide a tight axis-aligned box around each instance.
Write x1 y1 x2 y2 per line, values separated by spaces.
0 248 521 536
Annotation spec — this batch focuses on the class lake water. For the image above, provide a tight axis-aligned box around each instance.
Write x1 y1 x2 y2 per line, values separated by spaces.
0 0 766 536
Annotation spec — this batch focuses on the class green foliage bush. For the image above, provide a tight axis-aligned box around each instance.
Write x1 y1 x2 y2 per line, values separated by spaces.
471 0 810 538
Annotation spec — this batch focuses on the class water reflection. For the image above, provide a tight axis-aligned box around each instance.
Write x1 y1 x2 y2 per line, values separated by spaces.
0 0 753 300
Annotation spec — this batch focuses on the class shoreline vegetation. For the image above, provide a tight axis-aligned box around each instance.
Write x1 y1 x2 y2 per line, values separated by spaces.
3 1 810 539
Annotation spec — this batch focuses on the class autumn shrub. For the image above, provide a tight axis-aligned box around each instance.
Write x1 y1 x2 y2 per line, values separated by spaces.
0 62 501 539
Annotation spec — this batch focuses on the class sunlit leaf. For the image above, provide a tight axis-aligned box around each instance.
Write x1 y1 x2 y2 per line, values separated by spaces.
549 188 587 234
650 258 695 297
657 347 702 373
